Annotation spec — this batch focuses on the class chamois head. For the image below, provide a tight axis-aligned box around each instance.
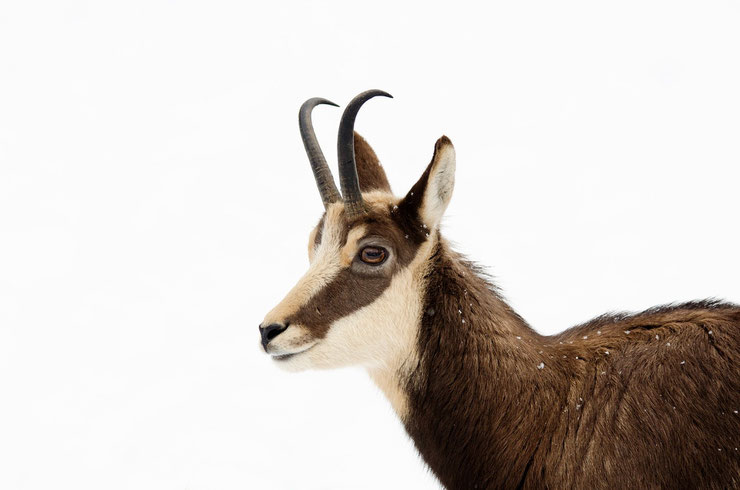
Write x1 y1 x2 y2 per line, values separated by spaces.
260 90 456 372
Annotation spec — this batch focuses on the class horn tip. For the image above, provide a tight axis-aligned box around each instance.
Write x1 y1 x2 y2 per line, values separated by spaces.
301 97 340 110
372 89 393 99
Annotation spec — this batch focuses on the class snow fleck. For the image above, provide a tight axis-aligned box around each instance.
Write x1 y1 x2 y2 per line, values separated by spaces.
601 371 606 375
392 205 398 211
597 330 602 335
559 341 563 345
605 350 610 355
575 356 580 360
708 330 713 335
425 232 430 238
516 336 521 340
461 319 466 324
410 191 414 196
575 404 581 410
563 355 567 358
422 224 427 229
673 406 676 410
583 336 588 340
568 341 573 344
458 309 462 314
537 362 545 370
734 410 738 414
539 350 543 354
680 361 685 365
624 330 631 335
404 234 409 239
655 335 660 340
666 342 671 346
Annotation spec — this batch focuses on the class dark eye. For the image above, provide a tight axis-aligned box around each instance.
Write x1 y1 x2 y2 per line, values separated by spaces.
360 246 387 265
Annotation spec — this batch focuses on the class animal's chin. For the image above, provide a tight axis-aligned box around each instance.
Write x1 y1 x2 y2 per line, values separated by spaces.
269 343 316 363
271 352 297 361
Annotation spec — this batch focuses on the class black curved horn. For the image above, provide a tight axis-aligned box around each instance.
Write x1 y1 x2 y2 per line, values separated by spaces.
337 90 393 218
299 98 341 208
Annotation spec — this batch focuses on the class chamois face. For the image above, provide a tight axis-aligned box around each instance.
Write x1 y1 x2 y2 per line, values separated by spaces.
260 134 456 372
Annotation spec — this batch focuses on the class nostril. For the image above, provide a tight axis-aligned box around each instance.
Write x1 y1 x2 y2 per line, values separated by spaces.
260 323 289 349
266 325 285 341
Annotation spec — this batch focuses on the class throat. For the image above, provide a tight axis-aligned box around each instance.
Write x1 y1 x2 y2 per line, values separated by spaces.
368 365 413 420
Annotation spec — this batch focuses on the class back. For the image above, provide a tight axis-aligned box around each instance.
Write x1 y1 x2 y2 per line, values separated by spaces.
543 301 740 489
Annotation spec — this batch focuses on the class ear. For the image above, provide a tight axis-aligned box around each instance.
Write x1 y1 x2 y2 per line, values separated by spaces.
398 136 456 230
354 132 391 193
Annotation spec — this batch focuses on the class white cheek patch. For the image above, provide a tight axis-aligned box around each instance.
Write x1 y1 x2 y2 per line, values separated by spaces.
294 239 436 418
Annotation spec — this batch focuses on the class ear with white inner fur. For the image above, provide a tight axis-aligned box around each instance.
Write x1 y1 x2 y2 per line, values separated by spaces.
398 136 456 230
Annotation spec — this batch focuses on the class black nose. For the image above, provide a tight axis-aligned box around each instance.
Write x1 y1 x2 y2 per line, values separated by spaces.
260 323 288 350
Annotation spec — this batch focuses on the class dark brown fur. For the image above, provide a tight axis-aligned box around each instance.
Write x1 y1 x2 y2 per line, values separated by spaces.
354 132 391 193
403 241 740 489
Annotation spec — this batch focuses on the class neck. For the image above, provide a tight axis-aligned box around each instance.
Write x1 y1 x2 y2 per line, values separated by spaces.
371 240 567 489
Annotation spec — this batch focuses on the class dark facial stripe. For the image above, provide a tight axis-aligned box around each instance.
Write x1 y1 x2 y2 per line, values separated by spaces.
291 202 430 338
286 268 392 338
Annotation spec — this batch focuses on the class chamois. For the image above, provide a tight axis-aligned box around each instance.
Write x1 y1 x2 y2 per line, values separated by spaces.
259 90 740 489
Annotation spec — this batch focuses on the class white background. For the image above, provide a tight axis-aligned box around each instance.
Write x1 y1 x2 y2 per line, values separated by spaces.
1 1 739 489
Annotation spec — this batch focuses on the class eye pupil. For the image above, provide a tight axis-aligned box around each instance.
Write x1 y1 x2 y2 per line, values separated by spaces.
360 246 387 264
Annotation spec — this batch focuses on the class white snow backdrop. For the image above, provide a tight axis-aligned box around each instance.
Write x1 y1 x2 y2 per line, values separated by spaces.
1 1 739 488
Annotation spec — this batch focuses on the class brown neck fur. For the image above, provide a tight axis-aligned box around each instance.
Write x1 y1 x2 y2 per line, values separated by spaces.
400 240 740 489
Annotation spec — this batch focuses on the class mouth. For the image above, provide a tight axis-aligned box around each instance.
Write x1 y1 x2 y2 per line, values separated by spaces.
269 342 316 362
272 352 297 361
